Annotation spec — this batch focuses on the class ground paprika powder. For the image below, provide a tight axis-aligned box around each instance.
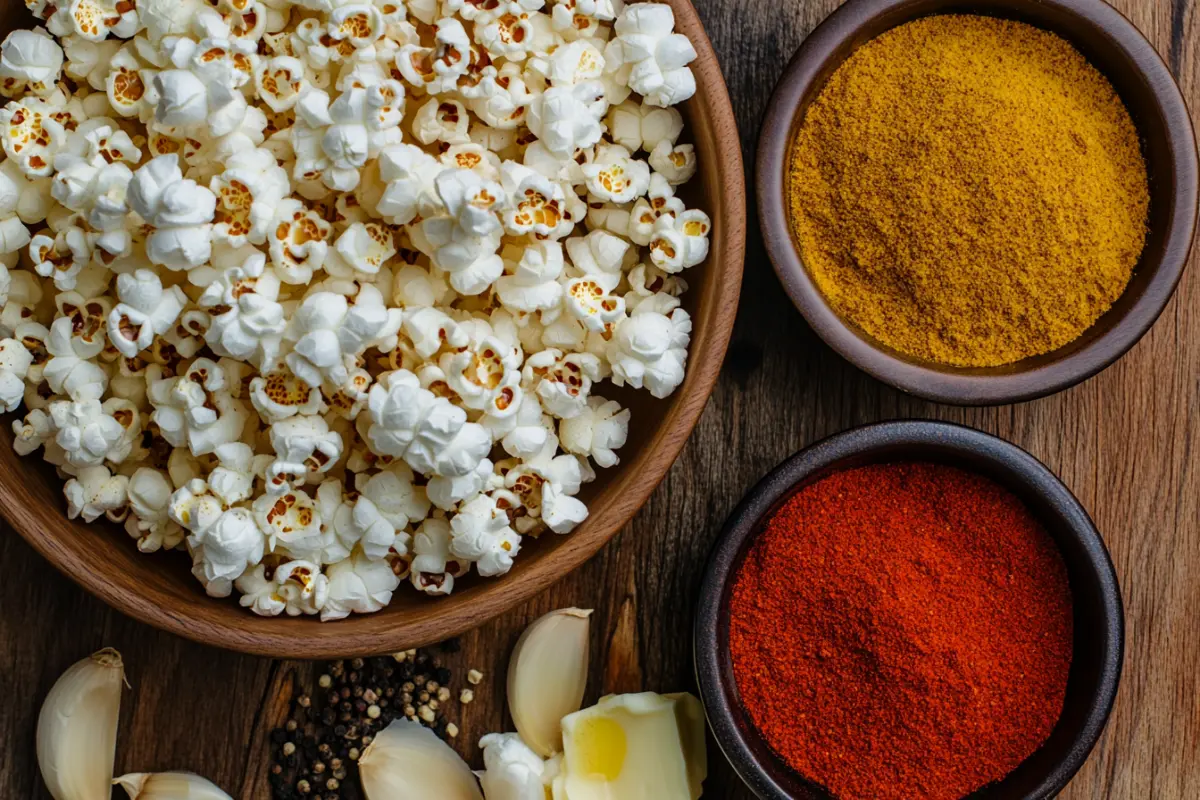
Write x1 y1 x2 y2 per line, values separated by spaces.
729 462 1073 800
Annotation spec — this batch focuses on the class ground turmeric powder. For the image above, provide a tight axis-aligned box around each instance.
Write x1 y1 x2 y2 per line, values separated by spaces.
788 15 1149 367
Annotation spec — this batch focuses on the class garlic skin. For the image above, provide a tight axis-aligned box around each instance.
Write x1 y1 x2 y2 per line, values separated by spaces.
37 648 125 800
359 719 484 800
507 607 593 757
114 772 233 799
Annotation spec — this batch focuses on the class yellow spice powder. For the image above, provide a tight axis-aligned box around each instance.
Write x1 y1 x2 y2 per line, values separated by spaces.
788 15 1150 367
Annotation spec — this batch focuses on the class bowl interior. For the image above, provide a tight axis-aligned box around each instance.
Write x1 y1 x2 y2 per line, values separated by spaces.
697 423 1123 800
0 0 746 656
759 0 1198 403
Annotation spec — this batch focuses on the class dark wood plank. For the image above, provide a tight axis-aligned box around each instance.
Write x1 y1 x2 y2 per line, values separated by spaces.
2 0 1197 797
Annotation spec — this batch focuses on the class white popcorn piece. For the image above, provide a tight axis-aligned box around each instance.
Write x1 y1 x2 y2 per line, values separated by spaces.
495 239 564 314
0 337 31 412
412 97 470 145
0 28 64 99
500 161 575 239
208 441 270 506
210 146 291 247
252 487 323 554
427 456 493 511
127 154 217 271
152 34 257 137
583 143 650 203
606 98 683 153
290 79 405 193
475 2 539 60
0 95 67 179
564 271 625 332
607 3 696 107
50 0 140 42
267 197 332 283
265 413 344 494
148 357 250 455
541 480 587 533
403 306 469 359
249 369 323 422
265 559 328 615
64 464 129 522
559 395 628 468
47 396 123 467
12 406 54 456
608 292 690 399
648 207 710 272
365 368 492 478
106 269 187 357
330 221 396 276
627 170 685 245
200 251 287 371
43 315 108 401
376 143 443 225
484 392 550 459
233 564 285 616
395 17 471 95
523 348 601 419
28 224 90 291
358 462 430 531
51 124 140 236
285 282 402 388
526 81 606 157
450 492 520 576
409 516 464 595
648 138 696 184
188 506 267 597
105 45 158 120
125 466 185 552
464 61 533 130
321 549 401 621
479 733 551 800
254 55 310 112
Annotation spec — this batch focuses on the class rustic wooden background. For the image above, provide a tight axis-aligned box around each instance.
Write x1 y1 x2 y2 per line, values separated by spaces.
2 0 1197 796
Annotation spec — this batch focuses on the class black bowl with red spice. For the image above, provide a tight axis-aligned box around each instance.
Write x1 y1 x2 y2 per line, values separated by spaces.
694 421 1123 800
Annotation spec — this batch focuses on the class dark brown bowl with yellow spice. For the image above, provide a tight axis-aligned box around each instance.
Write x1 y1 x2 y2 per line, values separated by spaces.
757 0 1198 405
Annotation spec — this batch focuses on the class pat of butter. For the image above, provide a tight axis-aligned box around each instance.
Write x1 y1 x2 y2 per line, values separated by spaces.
554 692 706 800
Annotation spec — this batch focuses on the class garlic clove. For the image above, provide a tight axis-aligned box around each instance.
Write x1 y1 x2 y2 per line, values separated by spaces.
114 772 233 799
359 718 484 800
507 607 593 757
37 647 126 800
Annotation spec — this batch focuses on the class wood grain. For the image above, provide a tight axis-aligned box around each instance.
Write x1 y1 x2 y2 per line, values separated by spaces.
2 0 1197 797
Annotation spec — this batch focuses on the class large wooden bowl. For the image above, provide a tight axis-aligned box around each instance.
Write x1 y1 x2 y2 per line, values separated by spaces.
0 1 745 657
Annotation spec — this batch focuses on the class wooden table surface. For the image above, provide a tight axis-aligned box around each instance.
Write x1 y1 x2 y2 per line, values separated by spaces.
3 0 1197 797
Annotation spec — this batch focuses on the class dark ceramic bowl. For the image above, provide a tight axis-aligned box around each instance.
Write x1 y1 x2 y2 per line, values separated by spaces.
694 421 1124 799
757 0 1199 405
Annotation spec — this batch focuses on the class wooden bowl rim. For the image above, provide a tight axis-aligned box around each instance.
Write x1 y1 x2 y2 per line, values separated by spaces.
692 420 1125 800
2 0 746 657
756 0 1199 406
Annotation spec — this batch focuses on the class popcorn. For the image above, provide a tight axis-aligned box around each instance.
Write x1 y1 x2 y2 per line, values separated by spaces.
648 207 710 272
199 251 287 371
450 491 520 576
608 292 690 398
127 154 217 271
583 143 650 204
523 348 601 419
64 464 129 522
3 0 708 616
125 466 185 552
188 506 267 597
409 516 464 595
265 413 344 494
148 357 250 455
285 282 402 388
526 81 606 157
0 29 64 98
321 549 401 621
479 733 551 800
559 395 628 468
0 337 32 411
267 197 332 282
107 269 187 357
210 146 291 247
607 3 697 107
365 368 492 478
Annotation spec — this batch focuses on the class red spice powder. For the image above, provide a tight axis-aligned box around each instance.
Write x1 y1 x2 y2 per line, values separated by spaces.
729 462 1073 800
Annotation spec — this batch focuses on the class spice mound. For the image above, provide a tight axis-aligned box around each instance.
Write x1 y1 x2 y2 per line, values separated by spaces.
729 462 1073 800
788 15 1149 367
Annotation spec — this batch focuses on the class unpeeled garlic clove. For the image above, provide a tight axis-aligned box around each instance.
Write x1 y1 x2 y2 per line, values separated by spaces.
507 607 593 757
359 718 484 800
37 648 126 800
114 773 233 799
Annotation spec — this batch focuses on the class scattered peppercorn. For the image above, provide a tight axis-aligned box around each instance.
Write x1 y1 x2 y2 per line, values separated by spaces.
268 649 475 800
